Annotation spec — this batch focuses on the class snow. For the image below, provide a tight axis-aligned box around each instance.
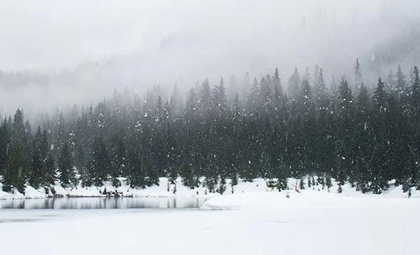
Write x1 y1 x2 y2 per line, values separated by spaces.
1 176 419 200
0 190 419 255
0 177 272 200
202 192 290 210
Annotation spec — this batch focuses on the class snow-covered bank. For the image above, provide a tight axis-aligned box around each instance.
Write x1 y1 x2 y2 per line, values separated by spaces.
1 176 419 200
201 178 420 210
201 189 415 211
0 177 271 200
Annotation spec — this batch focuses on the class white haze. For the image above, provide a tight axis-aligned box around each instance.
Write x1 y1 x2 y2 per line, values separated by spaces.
0 0 419 118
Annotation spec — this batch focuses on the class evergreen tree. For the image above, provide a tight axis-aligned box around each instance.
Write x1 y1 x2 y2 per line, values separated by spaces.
336 79 355 185
354 83 371 192
288 68 301 98
409 67 420 188
298 80 316 176
110 131 126 187
370 78 389 193
386 70 396 93
4 109 28 193
58 142 76 187
354 58 363 89
395 65 407 97
0 119 10 181
28 127 43 189
411 66 420 122
273 68 283 98
199 78 212 118
169 84 182 118
247 78 260 116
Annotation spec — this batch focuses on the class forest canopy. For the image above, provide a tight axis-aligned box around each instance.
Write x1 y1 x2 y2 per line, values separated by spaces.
0 62 419 195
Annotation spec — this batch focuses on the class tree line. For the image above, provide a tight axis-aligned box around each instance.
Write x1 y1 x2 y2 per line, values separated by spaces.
1 62 420 195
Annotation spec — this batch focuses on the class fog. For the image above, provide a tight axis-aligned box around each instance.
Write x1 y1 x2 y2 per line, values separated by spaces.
0 0 419 118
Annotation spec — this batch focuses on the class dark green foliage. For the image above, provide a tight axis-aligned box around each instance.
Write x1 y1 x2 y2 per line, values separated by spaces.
4 109 28 194
44 153 56 186
326 175 332 190
29 128 43 189
88 136 111 186
0 120 11 182
58 142 76 188
28 127 53 189
370 78 390 193
336 79 355 185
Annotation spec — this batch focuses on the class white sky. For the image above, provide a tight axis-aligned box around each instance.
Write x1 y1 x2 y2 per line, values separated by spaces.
0 0 402 71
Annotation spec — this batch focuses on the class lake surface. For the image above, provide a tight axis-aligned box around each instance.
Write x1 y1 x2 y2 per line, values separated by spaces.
0 197 208 209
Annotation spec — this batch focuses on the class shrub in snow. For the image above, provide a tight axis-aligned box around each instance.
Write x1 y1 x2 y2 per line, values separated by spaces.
326 176 332 190
299 179 305 190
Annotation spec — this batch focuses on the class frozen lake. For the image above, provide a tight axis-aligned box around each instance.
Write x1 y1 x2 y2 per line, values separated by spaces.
0 192 419 255
0 197 208 209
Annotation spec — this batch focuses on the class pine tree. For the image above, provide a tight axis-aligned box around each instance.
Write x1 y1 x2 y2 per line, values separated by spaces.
199 78 212 118
386 70 396 93
169 84 182 118
110 131 126 187
336 79 355 185
370 78 389 193
396 65 407 97
88 136 111 186
313 68 334 174
409 66 420 188
29 127 43 189
58 142 76 188
303 67 311 84
0 119 10 182
298 80 316 176
387 91 410 187
411 66 420 122
354 83 371 192
273 68 283 98
4 109 28 193
186 88 198 123
288 68 301 98
354 58 363 89
44 154 56 187
247 78 260 116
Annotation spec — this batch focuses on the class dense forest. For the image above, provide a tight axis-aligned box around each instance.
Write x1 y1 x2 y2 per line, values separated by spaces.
0 61 419 195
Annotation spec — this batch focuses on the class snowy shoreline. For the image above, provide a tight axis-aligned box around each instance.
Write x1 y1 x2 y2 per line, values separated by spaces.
0 177 418 201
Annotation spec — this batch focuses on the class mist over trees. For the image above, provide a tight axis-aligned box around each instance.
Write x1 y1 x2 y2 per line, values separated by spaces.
1 62 419 195
1 0 420 118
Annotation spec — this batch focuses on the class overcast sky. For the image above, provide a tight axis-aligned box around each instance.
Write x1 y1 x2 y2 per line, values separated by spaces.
0 0 413 71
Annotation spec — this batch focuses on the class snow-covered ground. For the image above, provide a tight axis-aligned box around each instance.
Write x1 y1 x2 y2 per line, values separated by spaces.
1 176 419 200
0 190 418 255
0 177 272 200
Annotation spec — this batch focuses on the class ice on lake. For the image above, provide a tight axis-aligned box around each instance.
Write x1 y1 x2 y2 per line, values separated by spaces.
0 191 418 255
0 197 208 209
